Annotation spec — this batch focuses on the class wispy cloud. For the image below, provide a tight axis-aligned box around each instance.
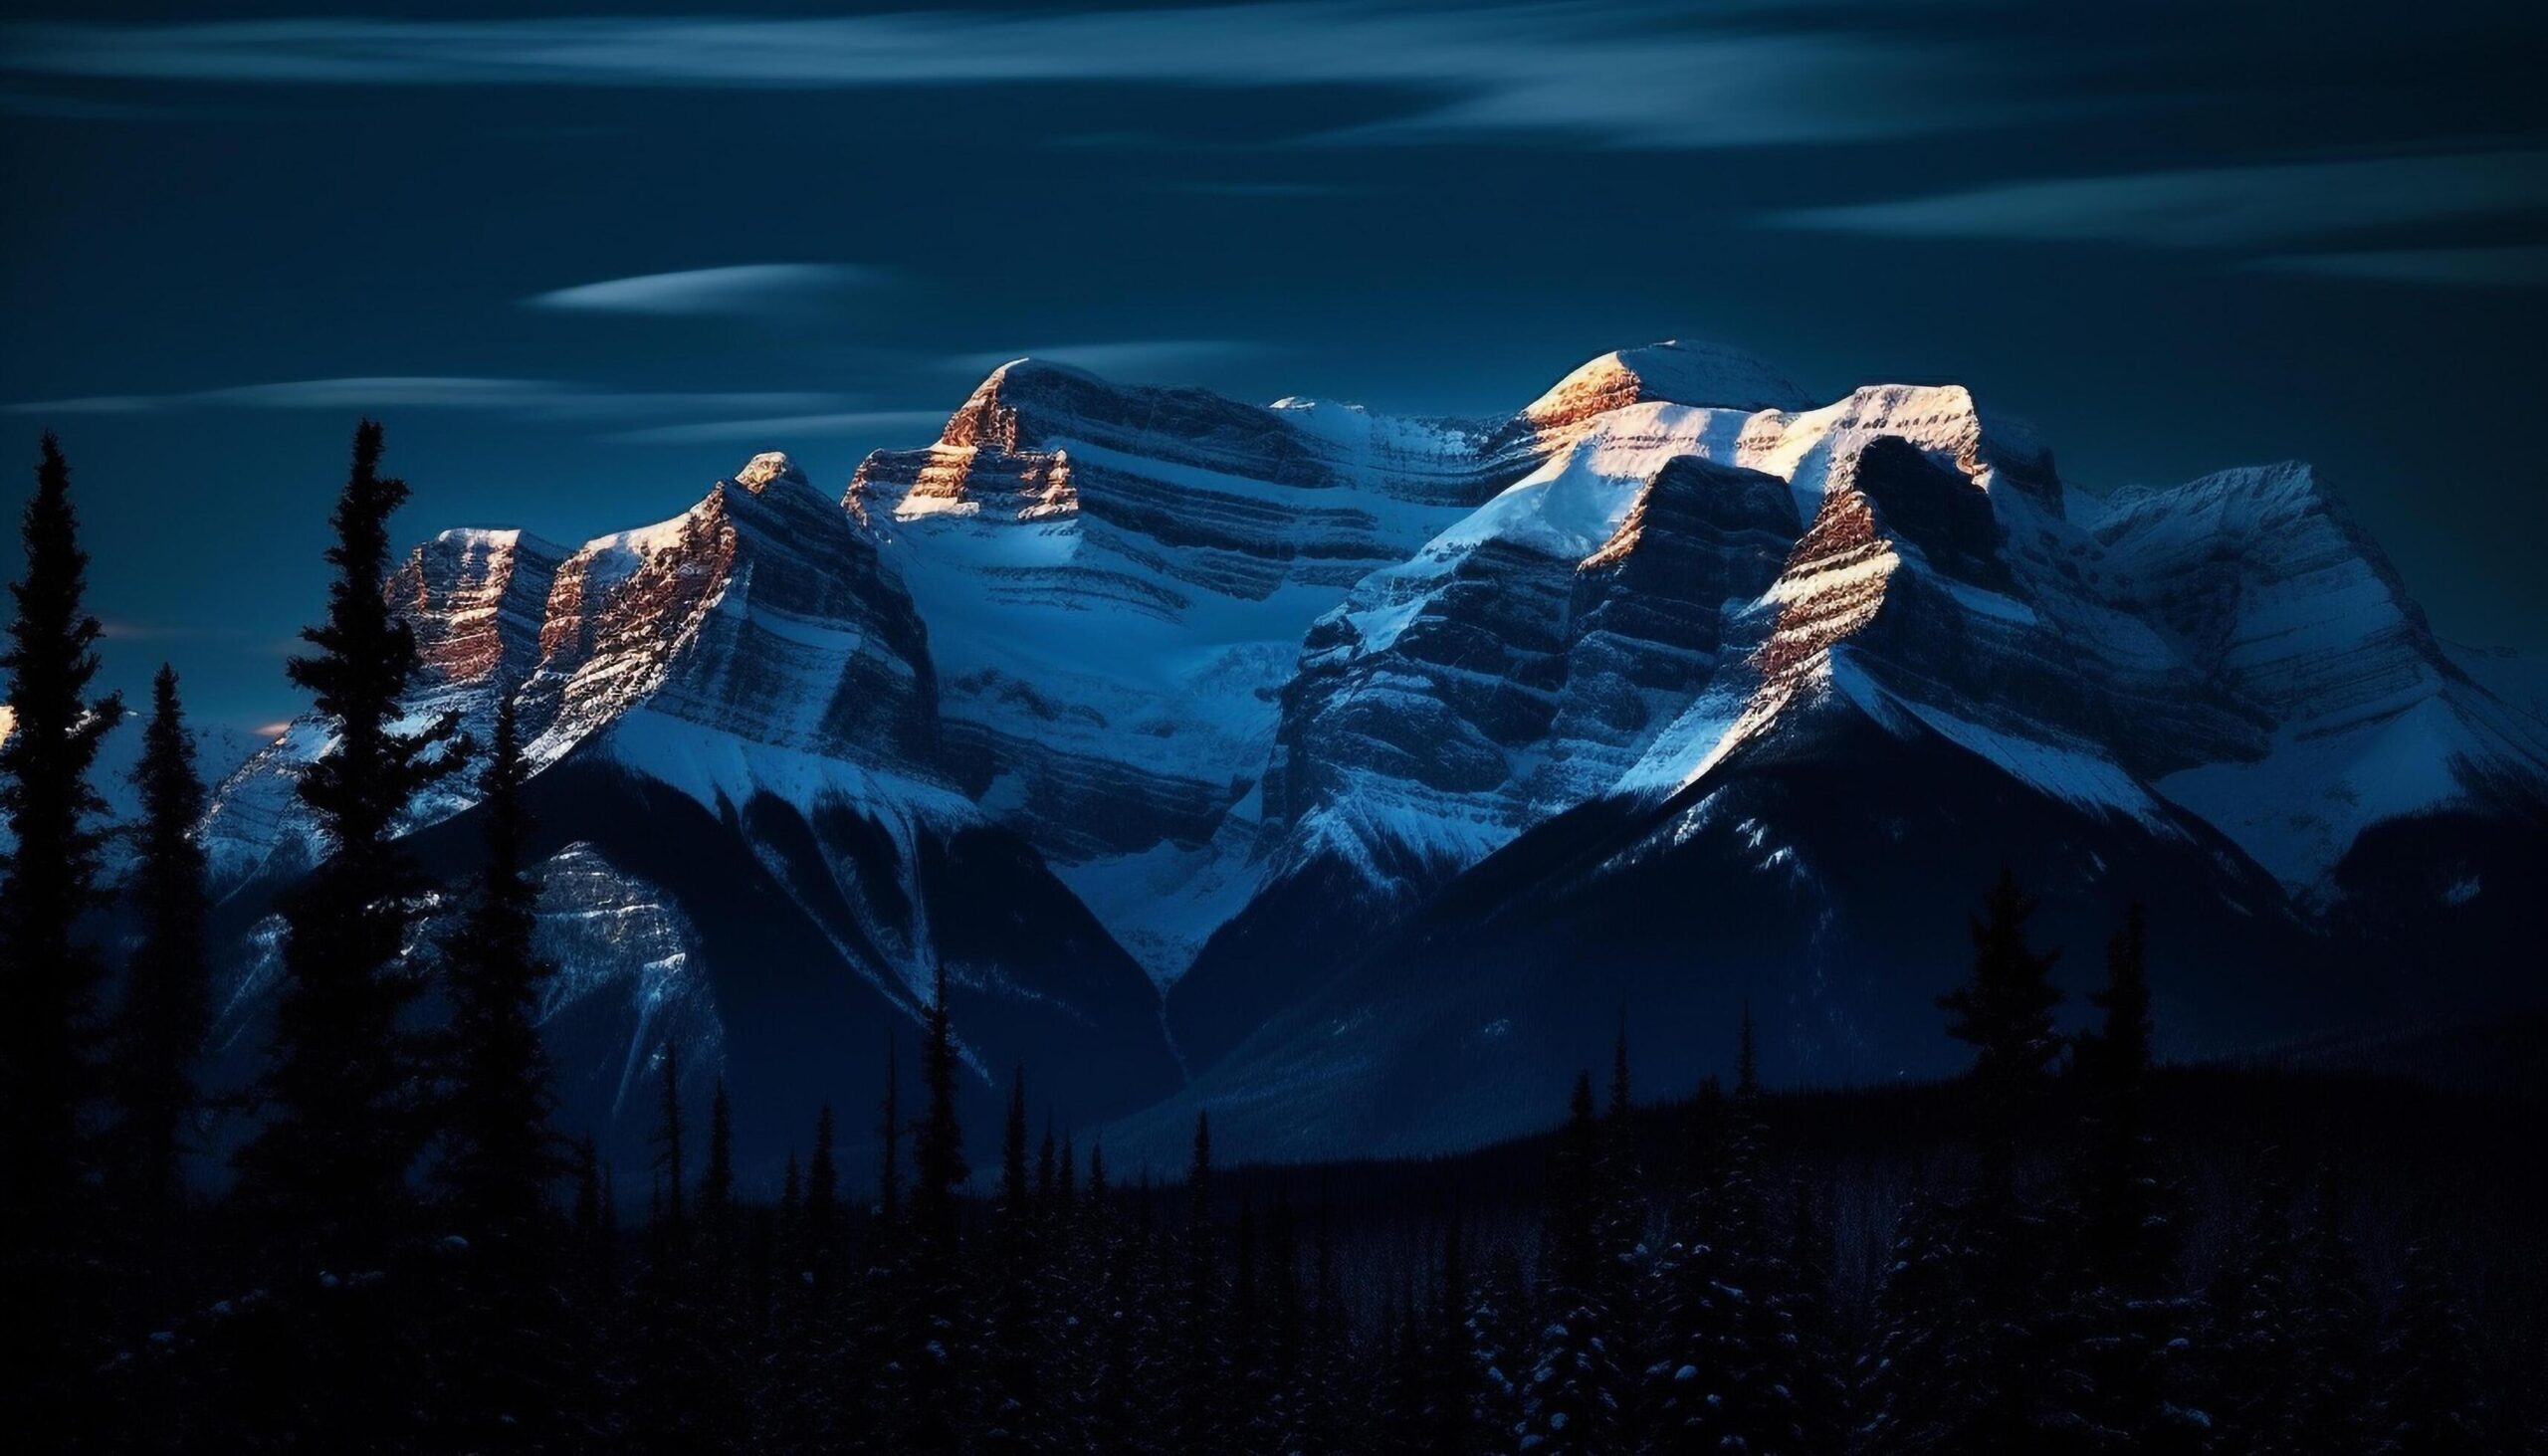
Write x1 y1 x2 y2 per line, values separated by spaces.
4 376 844 418
0 8 2050 149
1766 150 2548 251
524 263 884 316
604 410 949 446
946 340 1268 378
2245 244 2548 289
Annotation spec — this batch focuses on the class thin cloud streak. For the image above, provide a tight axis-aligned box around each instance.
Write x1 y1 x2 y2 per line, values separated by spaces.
5 377 845 418
0 7 2046 149
1766 150 2548 251
524 263 885 315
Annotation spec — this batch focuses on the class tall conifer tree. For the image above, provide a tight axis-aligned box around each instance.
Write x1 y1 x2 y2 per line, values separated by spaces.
908 962 971 1446
1939 869 2064 1190
239 421 468 1267
113 665 211 1272
0 432 120 1440
985 1068 1040 1452
1525 1072 1624 1455
1171 1110 1226 1455
806 1103 837 1234
700 1079 735 1237
437 693 558 1250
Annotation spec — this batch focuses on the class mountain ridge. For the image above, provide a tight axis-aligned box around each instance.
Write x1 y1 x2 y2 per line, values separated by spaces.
186 340 2547 1162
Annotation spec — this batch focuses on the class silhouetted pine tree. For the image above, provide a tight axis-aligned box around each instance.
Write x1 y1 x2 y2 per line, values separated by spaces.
433 692 575 1449
571 1134 607 1301
626 1039 748 1454
1043 1133 1096 1451
1721 1008 1822 1455
847 1049 907 1452
1262 1181 1308 1448
111 665 210 1299
775 1149 802 1269
558 1134 623 1450
2063 905 2200 1454
771 1109 849 1454
1229 1195 1286 1451
1597 1012 1649 1390
1085 1143 1149 1453
598 1158 621 1301
804 1102 840 1310
1781 1175 1848 1455
876 1034 903 1230
653 1042 688 1235
1860 877 2084 1455
1523 1072 1624 1454
437 694 560 1247
1295 1178 1354 1456
0 432 121 1437
982 1068 1042 1453
2372 1243 2488 1456
238 421 469 1272
1169 1110 1228 1455
1648 1004 1814 1454
700 1080 736 1238
1941 869 2065 1190
202 423 469 1451
907 963 972 1447
2074 904 2171 1292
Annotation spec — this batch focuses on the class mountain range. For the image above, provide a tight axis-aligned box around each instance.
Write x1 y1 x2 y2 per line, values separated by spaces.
185 341 2548 1173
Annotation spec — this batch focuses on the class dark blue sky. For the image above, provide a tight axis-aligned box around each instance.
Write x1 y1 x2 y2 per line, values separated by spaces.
4 0 2543 730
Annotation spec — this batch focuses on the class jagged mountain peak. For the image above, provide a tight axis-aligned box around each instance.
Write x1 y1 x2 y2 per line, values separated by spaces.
1524 339 1812 433
731 450 810 494
425 523 567 557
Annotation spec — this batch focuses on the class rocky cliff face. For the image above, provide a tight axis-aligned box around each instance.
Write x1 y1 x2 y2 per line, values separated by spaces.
842 359 1521 979
201 451 1178 1173
194 345 2547 1165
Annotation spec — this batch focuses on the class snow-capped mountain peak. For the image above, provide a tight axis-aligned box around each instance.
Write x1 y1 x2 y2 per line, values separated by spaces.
188 344 2546 1162
733 450 810 493
1522 339 1813 432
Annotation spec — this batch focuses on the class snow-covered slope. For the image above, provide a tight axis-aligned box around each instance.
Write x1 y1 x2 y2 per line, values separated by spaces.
1152 373 2544 1147
2094 462 2548 896
841 344 1828 982
200 451 1179 1170
183 342 2547 1164
843 360 1513 980
0 704 264 874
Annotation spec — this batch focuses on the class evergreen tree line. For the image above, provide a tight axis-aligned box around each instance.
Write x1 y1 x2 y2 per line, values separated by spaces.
0 427 2528 1453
